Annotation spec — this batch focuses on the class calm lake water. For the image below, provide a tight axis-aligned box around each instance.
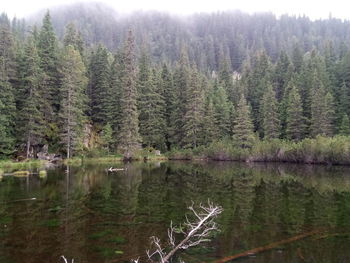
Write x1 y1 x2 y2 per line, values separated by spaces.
1 161 350 263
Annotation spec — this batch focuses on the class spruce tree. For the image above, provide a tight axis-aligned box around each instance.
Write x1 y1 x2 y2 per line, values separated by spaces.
63 22 84 57
168 48 190 147
117 30 141 157
183 68 204 148
286 86 306 141
59 45 87 158
339 114 350 136
218 56 234 102
323 92 335 136
138 67 166 150
101 122 113 153
201 97 218 145
16 36 45 158
232 95 255 148
212 84 233 139
310 74 335 137
38 11 59 118
0 57 15 155
109 50 123 134
260 84 280 139
160 63 175 149
89 44 111 124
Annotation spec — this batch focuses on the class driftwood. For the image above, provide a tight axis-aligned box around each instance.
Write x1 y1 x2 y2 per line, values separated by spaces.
212 230 321 263
108 167 126 172
132 201 223 263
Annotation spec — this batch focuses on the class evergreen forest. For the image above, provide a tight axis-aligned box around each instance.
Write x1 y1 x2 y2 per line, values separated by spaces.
2 3 350 162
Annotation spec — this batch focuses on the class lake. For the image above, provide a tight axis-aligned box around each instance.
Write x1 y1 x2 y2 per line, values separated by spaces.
1 161 350 263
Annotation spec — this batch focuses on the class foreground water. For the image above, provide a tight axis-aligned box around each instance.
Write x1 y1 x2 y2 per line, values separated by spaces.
1 161 350 263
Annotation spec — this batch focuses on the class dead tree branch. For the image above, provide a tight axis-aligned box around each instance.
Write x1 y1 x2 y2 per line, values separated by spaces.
132 200 223 263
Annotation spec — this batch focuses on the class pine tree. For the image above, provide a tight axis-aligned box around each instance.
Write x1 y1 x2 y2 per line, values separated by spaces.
101 122 113 153
218 56 234 102
0 57 15 155
63 22 84 57
310 74 335 137
59 45 87 158
109 50 123 135
339 114 350 136
323 92 335 136
183 68 204 148
212 84 233 139
232 95 255 148
89 44 111 124
168 47 190 147
201 97 218 145
273 50 292 101
138 67 166 150
260 84 280 139
286 86 306 141
160 63 174 149
16 36 45 158
117 30 141 158
38 11 59 118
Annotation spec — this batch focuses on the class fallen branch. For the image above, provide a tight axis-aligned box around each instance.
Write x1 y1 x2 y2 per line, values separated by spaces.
213 230 321 263
132 200 223 263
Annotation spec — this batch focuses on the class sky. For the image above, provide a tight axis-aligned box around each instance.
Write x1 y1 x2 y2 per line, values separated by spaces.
2 0 350 20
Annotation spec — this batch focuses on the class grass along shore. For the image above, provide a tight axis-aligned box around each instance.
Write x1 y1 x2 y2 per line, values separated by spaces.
3 135 350 169
168 135 350 165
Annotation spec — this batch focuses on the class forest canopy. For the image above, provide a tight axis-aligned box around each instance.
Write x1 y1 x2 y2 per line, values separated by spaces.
1 3 350 159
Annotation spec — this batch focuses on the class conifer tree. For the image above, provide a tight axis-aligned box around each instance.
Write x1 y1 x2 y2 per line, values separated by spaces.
274 50 292 101
310 75 335 137
168 47 190 147
339 114 350 136
63 22 84 57
323 92 335 136
218 56 234 102
232 95 255 148
89 44 111 124
38 11 59 118
101 122 113 153
201 97 218 145
286 86 306 141
138 67 166 150
16 36 45 158
0 17 16 84
109 50 123 134
0 57 15 155
117 30 141 157
212 84 233 138
183 68 204 148
59 45 87 158
160 63 175 148
260 84 280 139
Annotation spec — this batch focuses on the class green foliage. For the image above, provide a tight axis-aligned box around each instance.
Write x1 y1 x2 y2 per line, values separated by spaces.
116 30 141 157
286 85 306 141
339 114 350 135
101 123 113 152
232 95 255 148
183 68 204 148
89 44 112 124
260 84 280 139
137 52 166 150
59 45 88 158
16 35 46 158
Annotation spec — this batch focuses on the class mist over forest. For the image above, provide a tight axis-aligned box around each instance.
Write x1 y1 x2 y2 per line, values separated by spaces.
2 2 350 162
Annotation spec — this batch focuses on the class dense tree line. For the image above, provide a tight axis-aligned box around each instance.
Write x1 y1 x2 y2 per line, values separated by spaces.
1 7 350 158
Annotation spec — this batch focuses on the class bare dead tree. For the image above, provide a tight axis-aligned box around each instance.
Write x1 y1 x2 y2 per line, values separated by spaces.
132 200 223 263
61 255 74 263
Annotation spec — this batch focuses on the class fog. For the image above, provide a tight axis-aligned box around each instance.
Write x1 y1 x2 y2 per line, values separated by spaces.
1 0 349 20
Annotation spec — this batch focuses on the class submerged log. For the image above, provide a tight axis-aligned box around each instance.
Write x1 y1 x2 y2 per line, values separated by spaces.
213 230 321 263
